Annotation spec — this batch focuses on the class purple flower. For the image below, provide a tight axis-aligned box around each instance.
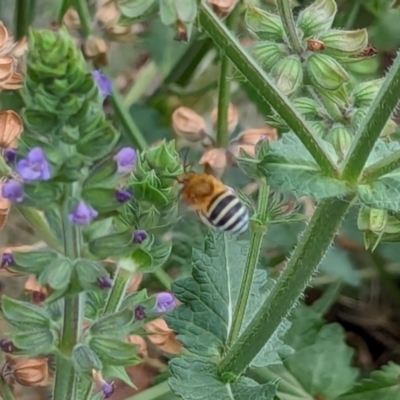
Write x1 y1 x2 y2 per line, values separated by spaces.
68 201 98 225
4 148 17 163
154 292 176 313
16 147 51 182
115 188 132 203
113 147 137 174
1 180 24 203
101 381 114 399
132 230 147 244
93 70 112 98
134 305 146 321
0 339 14 353
98 276 113 290
1 252 14 268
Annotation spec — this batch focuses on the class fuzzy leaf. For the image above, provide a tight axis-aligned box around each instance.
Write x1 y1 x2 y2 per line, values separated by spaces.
166 232 291 366
169 356 276 400
270 323 359 400
242 133 346 199
337 362 400 400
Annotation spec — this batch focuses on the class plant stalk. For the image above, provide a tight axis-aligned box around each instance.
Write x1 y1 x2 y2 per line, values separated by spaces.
361 149 400 182
219 196 353 377
198 2 337 177
53 186 84 400
103 266 132 315
276 0 303 54
227 180 269 346
126 381 177 400
14 0 35 40
341 51 400 182
0 378 15 400
74 0 91 38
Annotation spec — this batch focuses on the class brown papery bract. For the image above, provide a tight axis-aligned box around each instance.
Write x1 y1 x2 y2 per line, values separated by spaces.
172 107 208 143
96 1 120 27
144 318 182 355
207 0 239 16
83 35 108 66
0 110 23 148
0 23 15 56
0 183 10 231
199 148 228 179
0 57 14 83
63 8 81 30
127 335 148 358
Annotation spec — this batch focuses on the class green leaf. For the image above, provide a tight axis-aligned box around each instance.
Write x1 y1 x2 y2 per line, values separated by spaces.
103 365 138 389
271 324 359 400
12 328 57 355
89 308 134 338
117 0 156 19
247 133 346 200
11 250 59 275
166 232 291 366
337 362 400 400
88 230 138 259
73 343 103 373
169 356 276 400
1 295 53 329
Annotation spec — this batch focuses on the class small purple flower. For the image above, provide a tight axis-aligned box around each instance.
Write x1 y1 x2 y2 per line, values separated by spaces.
113 147 137 174
154 292 176 313
1 252 14 268
134 305 146 321
98 276 113 290
93 70 112 98
4 148 17 163
132 230 147 244
101 381 114 399
115 188 132 203
16 147 51 182
0 339 14 353
68 201 98 225
1 180 24 203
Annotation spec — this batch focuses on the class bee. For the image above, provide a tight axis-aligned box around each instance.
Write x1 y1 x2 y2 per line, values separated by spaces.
178 170 249 236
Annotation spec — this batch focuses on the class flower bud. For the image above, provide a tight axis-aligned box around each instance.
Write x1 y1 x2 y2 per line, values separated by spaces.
92 70 112 98
0 110 23 148
357 206 388 233
133 229 148 244
252 41 289 70
297 0 337 37
154 292 176 313
207 0 239 17
114 147 137 173
69 201 98 225
199 148 228 179
319 29 368 58
245 6 284 41
172 107 207 142
352 78 384 108
97 276 113 290
306 54 349 90
1 180 24 203
16 147 51 182
3 355 49 387
270 55 303 95
134 305 146 321
210 103 238 135
326 126 352 159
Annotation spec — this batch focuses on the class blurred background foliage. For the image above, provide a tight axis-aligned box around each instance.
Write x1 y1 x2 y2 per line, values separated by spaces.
2 0 400 398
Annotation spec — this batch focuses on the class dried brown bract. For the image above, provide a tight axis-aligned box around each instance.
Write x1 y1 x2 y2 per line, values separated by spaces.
0 183 10 231
127 272 143 293
63 8 81 30
207 0 239 16
145 318 182 355
0 110 23 148
24 275 49 304
199 148 228 179
210 103 239 135
127 335 148 358
83 35 108 66
307 39 325 52
172 107 208 142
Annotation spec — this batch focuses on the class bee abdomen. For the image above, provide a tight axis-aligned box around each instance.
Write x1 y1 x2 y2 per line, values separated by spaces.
200 191 249 235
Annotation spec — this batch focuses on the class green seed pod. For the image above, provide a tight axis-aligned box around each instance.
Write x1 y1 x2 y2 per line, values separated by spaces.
306 53 349 90
293 97 321 119
319 29 368 58
352 78 384 108
270 55 303 95
245 6 284 41
350 108 367 130
326 125 352 159
252 41 289 70
297 0 337 37
309 121 328 137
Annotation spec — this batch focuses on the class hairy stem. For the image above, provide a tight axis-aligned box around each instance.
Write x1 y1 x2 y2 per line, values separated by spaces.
126 381 176 400
74 0 91 38
361 149 400 182
216 6 239 147
227 180 269 346
53 186 84 400
103 266 132 315
276 0 303 54
341 51 400 182
219 196 353 378
198 2 337 177
57 0 72 23
111 86 148 152
0 378 15 400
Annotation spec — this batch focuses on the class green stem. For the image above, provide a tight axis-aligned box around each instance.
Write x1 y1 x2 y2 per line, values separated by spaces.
0 379 15 400
17 206 63 252
216 7 239 147
219 196 353 378
361 149 400 182
103 266 132 315
124 61 159 107
227 180 269 346
198 2 337 177
154 268 172 290
111 86 148 152
341 51 400 182
276 0 303 54
14 0 35 40
344 0 361 29
53 187 84 400
57 0 72 23
126 381 176 400
74 0 91 38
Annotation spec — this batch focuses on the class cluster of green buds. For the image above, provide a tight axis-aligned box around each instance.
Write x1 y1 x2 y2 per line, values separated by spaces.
115 0 197 41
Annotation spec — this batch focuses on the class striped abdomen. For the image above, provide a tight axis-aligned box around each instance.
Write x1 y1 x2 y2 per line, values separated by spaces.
197 190 249 235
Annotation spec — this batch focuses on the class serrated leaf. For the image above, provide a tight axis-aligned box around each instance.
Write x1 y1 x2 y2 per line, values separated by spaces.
271 324 359 400
166 232 291 366
89 308 134 338
337 362 400 400
169 356 276 400
248 133 346 199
